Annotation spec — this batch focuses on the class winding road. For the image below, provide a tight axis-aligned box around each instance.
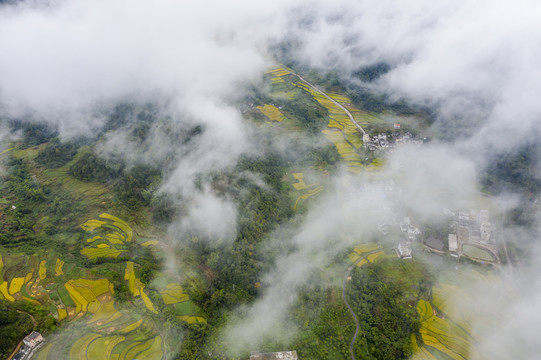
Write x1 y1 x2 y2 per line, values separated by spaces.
294 74 368 137
342 249 383 360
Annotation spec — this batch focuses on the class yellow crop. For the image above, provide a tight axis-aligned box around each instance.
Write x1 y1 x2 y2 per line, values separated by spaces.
57 307 68 321
88 301 122 325
9 277 25 294
119 319 143 333
178 316 206 324
0 282 15 301
65 282 89 313
106 232 125 244
55 258 64 276
140 286 158 314
124 261 134 280
367 252 384 263
135 336 163 360
160 283 189 305
141 240 159 247
87 236 102 243
80 247 126 260
87 335 125 360
80 219 106 231
69 333 101 360
124 339 154 360
25 272 33 283
39 260 47 280
257 104 285 122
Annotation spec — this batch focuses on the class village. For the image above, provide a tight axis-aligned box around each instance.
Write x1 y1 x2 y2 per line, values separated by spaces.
362 124 425 152
11 331 44 360
348 176 501 264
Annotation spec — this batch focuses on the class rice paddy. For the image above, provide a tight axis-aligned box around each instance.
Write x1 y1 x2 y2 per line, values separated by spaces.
265 66 292 85
178 315 207 324
64 278 115 317
55 258 64 276
257 104 286 122
118 319 143 333
88 335 126 359
160 283 189 304
415 298 477 360
347 243 386 267
81 247 126 260
293 185 324 211
294 81 364 173
39 260 47 280
9 276 25 294
0 281 15 301
141 240 158 247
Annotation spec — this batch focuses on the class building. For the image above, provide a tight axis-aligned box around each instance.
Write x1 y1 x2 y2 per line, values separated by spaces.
250 351 298 360
397 241 412 259
13 332 44 360
23 331 44 349
448 234 458 257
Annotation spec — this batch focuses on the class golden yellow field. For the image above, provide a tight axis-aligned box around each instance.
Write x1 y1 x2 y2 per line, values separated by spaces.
39 260 47 280
160 283 189 305
106 232 125 244
141 240 159 247
257 104 285 122
140 286 158 314
57 307 68 321
416 299 476 360
294 185 324 211
81 219 106 231
87 335 125 360
119 319 143 333
55 258 65 276
9 277 25 295
99 213 133 242
178 316 207 324
69 333 101 360
81 247 126 260
0 281 15 301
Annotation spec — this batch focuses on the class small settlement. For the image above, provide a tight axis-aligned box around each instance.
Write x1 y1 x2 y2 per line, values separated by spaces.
364 131 424 151
12 332 44 360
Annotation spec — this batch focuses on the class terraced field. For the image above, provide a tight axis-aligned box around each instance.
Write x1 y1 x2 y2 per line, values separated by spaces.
288 172 325 211
257 104 286 122
294 81 364 174
1 210 205 359
348 243 386 267
416 299 476 360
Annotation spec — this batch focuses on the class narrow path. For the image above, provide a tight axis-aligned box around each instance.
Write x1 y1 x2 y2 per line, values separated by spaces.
342 249 383 360
17 310 38 327
295 74 367 136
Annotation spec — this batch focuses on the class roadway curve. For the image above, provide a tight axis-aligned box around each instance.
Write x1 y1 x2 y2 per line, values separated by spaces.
295 74 368 136
342 249 383 360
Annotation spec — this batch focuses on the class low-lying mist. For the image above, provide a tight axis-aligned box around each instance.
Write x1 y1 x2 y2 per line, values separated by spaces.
1 0 541 358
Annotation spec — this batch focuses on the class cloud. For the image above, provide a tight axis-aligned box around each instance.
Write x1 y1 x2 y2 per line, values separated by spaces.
2 0 541 358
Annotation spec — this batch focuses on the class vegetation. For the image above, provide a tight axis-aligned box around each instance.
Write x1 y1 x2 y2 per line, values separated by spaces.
0 300 56 360
0 66 463 360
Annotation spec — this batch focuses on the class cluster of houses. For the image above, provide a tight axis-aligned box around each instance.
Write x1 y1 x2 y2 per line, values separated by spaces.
396 217 422 259
445 208 497 258
363 131 424 151
13 332 44 360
